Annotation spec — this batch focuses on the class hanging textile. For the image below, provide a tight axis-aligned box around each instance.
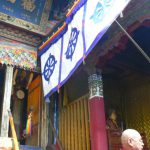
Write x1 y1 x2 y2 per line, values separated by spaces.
25 112 32 136
53 93 59 144
40 0 131 98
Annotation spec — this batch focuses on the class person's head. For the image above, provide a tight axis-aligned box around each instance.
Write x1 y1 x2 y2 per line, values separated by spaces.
108 109 117 120
121 129 144 150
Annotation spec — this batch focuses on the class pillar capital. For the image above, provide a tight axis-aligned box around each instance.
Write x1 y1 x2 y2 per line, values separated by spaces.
88 73 103 99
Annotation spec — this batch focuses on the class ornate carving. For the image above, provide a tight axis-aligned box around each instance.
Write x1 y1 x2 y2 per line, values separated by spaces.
88 74 103 99
21 0 36 12
0 23 42 46
0 0 52 35
0 45 37 69
0 12 44 33
6 0 16 3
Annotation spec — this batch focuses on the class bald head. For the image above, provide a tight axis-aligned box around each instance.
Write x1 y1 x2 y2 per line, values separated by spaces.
121 129 144 150
121 129 141 143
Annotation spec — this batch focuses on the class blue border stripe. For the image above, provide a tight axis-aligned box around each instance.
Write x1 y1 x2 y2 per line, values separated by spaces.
85 27 109 57
82 3 87 60
58 36 64 87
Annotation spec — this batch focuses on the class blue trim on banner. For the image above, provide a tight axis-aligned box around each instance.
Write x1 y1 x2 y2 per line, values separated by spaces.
82 3 87 59
85 27 110 57
45 86 58 99
39 0 87 57
66 0 87 24
59 57 83 87
58 36 64 86
44 56 84 99
38 26 68 56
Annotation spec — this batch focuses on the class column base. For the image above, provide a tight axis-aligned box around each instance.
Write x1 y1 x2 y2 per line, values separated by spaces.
0 137 13 150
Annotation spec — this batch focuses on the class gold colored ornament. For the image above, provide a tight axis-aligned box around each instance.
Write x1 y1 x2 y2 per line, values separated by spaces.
16 90 25 99
21 0 36 12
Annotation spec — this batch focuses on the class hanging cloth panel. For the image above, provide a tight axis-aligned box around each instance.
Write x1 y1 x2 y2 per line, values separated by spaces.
40 0 131 98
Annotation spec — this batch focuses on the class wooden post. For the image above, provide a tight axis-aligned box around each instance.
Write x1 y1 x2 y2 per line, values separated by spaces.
8 110 19 150
88 74 108 150
0 66 13 137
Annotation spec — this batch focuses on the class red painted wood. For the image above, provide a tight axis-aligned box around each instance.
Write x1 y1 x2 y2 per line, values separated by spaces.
89 96 108 150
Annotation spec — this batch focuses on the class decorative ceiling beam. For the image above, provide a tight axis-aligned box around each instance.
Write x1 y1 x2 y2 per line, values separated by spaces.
0 23 42 47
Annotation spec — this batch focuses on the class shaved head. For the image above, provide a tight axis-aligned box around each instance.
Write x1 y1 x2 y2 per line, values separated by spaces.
121 129 144 150
121 129 141 144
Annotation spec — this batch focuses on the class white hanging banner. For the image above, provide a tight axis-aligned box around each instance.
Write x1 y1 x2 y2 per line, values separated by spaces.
41 38 62 97
61 6 84 84
40 0 131 98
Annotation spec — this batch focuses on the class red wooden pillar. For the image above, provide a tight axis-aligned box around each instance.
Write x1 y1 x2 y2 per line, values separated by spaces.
88 74 108 150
